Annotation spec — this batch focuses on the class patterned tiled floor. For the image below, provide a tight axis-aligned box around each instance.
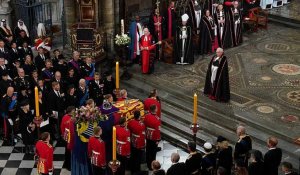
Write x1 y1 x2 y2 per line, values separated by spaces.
268 0 300 21
0 140 65 175
0 140 188 175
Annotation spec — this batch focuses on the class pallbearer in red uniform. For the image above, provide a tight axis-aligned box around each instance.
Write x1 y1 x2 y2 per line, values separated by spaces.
60 106 76 171
144 89 161 118
140 28 161 74
115 117 131 175
35 132 54 175
88 126 106 175
127 110 146 174
144 104 161 170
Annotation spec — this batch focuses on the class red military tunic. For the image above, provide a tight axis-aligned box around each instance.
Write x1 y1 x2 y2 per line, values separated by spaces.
144 113 161 141
144 97 161 118
60 114 75 150
140 35 156 74
116 125 131 157
88 136 106 167
127 119 146 149
35 140 54 174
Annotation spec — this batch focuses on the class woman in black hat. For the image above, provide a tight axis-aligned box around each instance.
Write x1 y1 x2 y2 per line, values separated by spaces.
216 136 233 175
19 100 36 154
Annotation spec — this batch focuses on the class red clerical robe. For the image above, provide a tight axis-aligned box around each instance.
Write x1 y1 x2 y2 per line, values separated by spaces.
35 140 54 174
144 113 161 141
127 119 146 149
140 35 156 74
144 97 161 118
116 125 131 156
88 136 106 167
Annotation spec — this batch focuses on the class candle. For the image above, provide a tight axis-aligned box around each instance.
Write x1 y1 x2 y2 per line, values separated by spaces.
121 19 124 35
112 126 117 160
193 93 197 124
34 86 40 118
116 61 119 89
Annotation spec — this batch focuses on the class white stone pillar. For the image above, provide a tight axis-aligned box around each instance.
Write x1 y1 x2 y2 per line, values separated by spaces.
0 0 12 26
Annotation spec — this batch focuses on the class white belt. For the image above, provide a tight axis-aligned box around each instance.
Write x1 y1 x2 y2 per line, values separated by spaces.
92 150 100 155
117 140 126 144
146 127 155 131
132 133 140 138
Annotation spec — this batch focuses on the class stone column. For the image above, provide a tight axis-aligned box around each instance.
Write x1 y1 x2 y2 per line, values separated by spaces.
0 0 12 26
64 0 76 30
102 0 116 52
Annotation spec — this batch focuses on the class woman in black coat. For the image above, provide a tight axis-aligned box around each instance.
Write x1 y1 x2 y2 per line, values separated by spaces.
65 85 79 108
18 100 36 154
248 149 264 175
216 136 233 175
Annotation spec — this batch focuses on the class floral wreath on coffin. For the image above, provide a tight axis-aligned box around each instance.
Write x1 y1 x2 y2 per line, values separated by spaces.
72 106 108 142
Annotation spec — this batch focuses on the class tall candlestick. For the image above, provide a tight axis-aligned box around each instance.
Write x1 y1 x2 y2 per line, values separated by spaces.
112 126 117 160
34 86 40 118
121 19 124 35
116 61 119 89
193 93 197 124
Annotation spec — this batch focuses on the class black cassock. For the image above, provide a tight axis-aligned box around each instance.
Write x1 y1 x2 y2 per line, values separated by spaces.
204 55 230 102
199 15 216 54
228 7 243 46
214 10 233 49
174 26 194 64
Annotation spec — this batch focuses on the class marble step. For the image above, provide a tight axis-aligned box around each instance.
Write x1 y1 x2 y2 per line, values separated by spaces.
123 76 299 166
269 15 300 29
125 71 298 142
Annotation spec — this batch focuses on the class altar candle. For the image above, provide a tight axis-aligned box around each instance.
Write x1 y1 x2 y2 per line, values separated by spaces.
34 86 40 118
193 93 197 124
116 61 119 89
112 126 117 160
121 19 124 35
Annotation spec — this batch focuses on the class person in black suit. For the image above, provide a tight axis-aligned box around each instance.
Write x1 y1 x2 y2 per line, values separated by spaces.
167 153 186 175
41 59 54 90
77 78 89 106
9 42 21 65
18 42 33 63
47 81 65 139
185 141 202 175
248 149 264 175
281 162 298 175
0 40 10 64
34 47 49 73
234 125 252 166
201 142 217 175
88 72 104 106
65 68 78 87
0 71 13 98
54 55 68 79
0 57 11 78
51 71 67 93
264 136 282 175
15 30 31 47
152 160 166 175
